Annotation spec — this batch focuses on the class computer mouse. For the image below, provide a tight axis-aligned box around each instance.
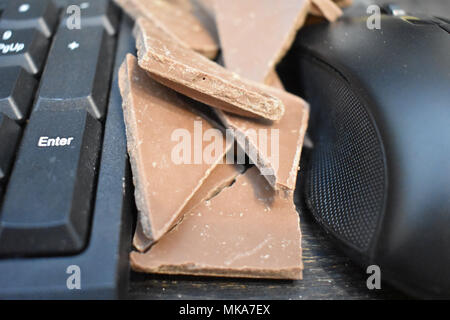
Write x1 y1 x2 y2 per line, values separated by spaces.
278 10 450 298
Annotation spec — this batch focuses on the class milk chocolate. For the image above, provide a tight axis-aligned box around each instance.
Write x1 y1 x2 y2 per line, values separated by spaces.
130 167 303 280
119 54 230 241
195 0 215 18
133 162 244 252
166 0 193 12
266 70 285 90
214 0 310 83
190 0 220 46
216 85 309 193
114 0 218 59
334 0 353 9
134 17 285 121
309 0 352 17
309 0 343 22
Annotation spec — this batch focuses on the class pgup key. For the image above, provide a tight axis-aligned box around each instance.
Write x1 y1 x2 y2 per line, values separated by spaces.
0 108 102 256
0 28 49 74
35 26 115 120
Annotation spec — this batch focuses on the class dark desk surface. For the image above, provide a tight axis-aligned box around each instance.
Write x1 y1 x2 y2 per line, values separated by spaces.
127 0 448 300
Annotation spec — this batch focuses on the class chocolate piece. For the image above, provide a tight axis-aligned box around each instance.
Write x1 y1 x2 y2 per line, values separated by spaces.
133 162 244 252
214 0 310 83
166 0 193 12
114 0 218 59
134 17 285 121
309 0 352 17
266 70 285 90
133 221 154 253
334 0 353 9
217 85 309 193
194 0 215 18
190 0 220 46
130 167 303 280
119 54 230 241
181 163 244 216
309 0 343 22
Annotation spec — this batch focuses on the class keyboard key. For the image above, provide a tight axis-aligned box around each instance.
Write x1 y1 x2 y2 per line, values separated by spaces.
0 113 21 186
0 0 58 38
0 28 49 74
0 66 36 121
35 26 115 119
0 108 102 256
60 0 119 35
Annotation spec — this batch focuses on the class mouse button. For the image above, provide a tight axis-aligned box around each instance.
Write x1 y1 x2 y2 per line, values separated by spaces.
400 16 437 26
434 16 450 25
381 4 407 17
398 14 449 27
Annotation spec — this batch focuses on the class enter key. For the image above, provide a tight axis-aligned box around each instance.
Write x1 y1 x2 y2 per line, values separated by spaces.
0 108 101 256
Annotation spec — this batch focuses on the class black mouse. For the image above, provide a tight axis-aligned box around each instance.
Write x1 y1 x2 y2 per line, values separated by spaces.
279 10 450 298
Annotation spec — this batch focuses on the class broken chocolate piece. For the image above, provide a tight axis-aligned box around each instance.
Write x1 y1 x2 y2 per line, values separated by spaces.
194 0 215 18
133 162 244 252
309 0 343 22
114 0 218 59
216 85 309 193
166 0 193 12
134 17 285 121
214 0 310 83
334 0 353 9
130 167 303 280
266 70 285 90
181 163 244 216
309 0 352 17
133 221 154 253
190 0 220 46
119 54 230 241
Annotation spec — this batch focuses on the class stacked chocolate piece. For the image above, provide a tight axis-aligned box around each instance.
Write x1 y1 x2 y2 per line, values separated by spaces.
115 0 351 280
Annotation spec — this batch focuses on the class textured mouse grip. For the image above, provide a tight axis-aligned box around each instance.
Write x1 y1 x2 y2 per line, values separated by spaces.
300 56 387 254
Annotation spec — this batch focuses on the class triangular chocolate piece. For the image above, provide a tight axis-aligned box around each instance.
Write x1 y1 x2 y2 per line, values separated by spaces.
215 0 310 83
119 54 229 241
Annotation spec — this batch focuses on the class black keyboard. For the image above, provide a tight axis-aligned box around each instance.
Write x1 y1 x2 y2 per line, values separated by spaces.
0 0 134 298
